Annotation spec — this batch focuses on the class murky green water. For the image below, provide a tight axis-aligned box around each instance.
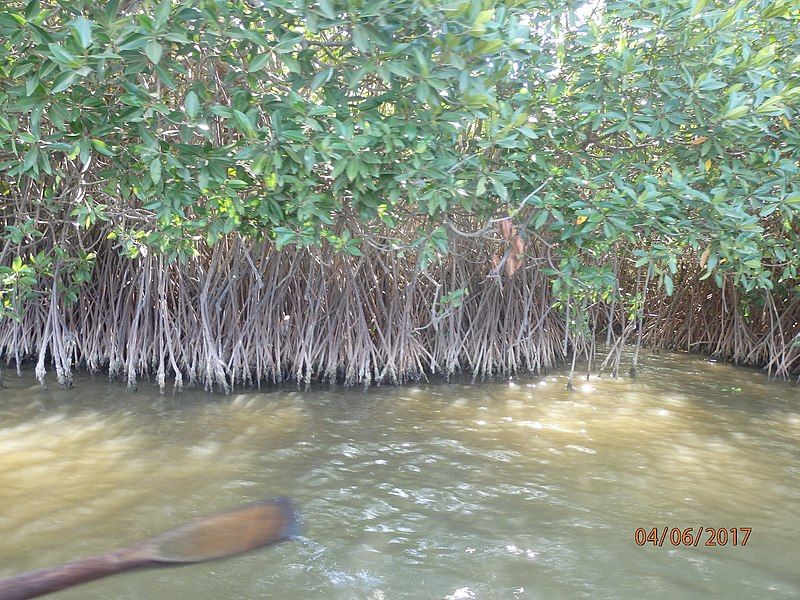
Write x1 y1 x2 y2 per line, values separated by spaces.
1 352 798 599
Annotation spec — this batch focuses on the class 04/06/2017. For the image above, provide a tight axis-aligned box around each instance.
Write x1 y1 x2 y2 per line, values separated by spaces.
634 527 752 547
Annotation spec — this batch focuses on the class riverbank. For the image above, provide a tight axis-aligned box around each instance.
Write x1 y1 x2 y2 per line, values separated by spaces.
2 238 798 391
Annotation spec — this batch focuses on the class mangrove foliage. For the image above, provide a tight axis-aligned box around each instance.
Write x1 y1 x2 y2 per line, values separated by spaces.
0 0 799 390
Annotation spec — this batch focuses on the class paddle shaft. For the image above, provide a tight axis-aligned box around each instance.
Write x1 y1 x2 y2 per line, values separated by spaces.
0 497 296 599
0 548 153 600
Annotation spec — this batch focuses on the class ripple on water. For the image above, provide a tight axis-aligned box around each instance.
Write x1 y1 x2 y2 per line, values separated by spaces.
0 354 799 599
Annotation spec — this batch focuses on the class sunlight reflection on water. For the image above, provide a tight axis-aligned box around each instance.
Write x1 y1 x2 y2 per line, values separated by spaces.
0 352 798 598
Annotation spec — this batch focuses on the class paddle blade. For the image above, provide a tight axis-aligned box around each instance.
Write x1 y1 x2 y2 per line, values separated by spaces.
147 497 298 563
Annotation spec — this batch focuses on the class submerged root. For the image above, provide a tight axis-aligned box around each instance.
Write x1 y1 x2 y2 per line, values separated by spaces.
1 231 798 391
0 235 568 390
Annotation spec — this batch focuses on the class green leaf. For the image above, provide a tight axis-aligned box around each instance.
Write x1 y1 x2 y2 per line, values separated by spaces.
318 0 336 19
755 95 784 114
751 44 775 68
345 244 362 256
154 64 176 87
47 43 77 66
118 36 149 51
71 17 93 49
233 109 255 137
184 90 200 118
310 68 333 91
664 274 673 296
475 39 504 55
386 62 413 78
198 168 209 191
150 158 162 184
248 53 271 72
145 40 163 64
346 158 359 181
492 178 508 201
26 76 39 96
23 147 38 169
281 55 302 73
470 9 494 34
91 139 115 157
154 0 171 29
273 226 296 249
691 0 709 18
722 105 748 120
50 71 78 94
352 25 370 52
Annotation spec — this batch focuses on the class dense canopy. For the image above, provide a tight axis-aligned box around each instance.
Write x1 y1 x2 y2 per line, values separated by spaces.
1 0 799 388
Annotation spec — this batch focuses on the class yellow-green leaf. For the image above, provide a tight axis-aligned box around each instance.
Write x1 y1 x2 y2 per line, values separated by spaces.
91 139 115 157
722 105 748 120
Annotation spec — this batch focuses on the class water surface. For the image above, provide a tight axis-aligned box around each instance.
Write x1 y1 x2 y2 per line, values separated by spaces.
0 352 798 599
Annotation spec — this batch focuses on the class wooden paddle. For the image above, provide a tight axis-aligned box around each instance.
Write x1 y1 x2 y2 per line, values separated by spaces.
0 497 297 600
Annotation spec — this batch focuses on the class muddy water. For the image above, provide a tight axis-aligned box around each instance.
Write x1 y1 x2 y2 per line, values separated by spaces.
0 352 798 599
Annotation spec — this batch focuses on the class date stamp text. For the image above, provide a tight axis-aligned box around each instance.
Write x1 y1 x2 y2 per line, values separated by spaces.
634 527 751 547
